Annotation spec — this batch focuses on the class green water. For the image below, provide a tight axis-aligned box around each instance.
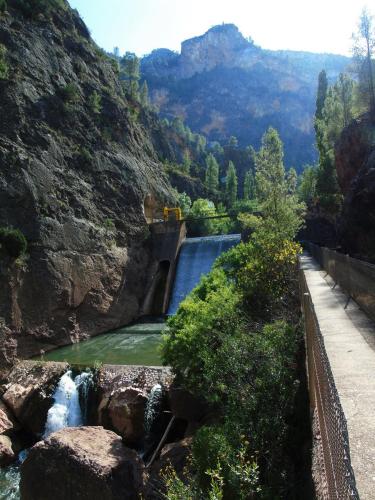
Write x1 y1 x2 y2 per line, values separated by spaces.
35 323 166 366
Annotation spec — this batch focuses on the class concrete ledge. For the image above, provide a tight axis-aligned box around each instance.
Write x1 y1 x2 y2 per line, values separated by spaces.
301 254 375 499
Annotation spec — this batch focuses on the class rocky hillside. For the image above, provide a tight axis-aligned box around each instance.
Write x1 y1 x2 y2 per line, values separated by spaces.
0 0 174 370
141 24 349 169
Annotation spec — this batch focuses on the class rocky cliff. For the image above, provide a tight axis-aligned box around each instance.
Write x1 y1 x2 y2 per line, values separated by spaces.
0 0 174 370
141 24 349 169
335 114 375 261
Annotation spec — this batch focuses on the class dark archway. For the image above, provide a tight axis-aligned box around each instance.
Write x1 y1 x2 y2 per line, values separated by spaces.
151 260 171 315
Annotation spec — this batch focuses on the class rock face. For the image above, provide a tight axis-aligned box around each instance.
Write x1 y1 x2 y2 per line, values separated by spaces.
335 115 375 261
142 24 349 168
335 116 375 194
0 2 174 370
2 360 68 436
20 426 146 500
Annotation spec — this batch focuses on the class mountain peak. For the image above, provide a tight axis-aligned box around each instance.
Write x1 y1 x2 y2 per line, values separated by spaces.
180 24 251 78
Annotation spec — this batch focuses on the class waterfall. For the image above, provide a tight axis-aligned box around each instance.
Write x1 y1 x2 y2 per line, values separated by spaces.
43 370 92 438
74 370 94 424
168 234 241 315
144 384 163 436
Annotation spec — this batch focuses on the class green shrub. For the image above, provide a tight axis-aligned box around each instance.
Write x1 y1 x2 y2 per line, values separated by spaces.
0 0 7 13
0 44 8 80
12 0 66 18
60 83 80 104
88 90 102 115
0 227 27 258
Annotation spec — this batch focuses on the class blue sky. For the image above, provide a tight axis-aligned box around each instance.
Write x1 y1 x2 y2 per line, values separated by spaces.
68 0 367 57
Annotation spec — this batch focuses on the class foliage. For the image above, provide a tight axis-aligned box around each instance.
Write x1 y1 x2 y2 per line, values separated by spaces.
120 52 140 100
255 128 305 239
243 170 255 200
181 151 191 175
162 126 304 497
205 153 219 192
225 161 238 207
12 0 67 17
313 73 357 211
0 0 6 14
187 198 219 236
0 227 27 259
175 191 192 218
140 80 149 107
60 83 80 111
298 165 317 203
352 7 375 117
88 91 102 115
0 44 8 80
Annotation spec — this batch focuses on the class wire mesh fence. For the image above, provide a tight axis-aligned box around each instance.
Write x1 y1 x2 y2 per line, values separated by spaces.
305 242 375 322
300 269 359 500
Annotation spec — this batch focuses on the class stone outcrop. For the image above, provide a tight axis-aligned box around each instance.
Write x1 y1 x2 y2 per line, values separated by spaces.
95 365 171 446
335 115 375 261
335 115 375 194
0 434 16 466
20 426 146 500
2 361 68 436
0 1 175 370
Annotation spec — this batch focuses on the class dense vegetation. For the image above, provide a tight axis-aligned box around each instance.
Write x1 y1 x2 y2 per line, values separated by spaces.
162 128 307 498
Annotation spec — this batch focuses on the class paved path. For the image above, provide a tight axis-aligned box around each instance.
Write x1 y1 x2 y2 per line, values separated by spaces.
301 254 375 499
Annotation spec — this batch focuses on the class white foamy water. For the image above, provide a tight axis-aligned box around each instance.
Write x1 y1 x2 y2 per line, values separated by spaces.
43 370 84 438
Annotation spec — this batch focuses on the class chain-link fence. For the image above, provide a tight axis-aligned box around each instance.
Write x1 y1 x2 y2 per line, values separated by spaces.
300 270 359 499
306 242 375 323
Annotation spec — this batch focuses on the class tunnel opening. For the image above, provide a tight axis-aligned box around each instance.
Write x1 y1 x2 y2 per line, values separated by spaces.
151 260 171 315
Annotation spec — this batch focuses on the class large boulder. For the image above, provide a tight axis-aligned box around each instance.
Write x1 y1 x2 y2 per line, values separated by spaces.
98 387 147 446
2 361 68 436
20 426 146 500
0 400 19 435
94 366 172 446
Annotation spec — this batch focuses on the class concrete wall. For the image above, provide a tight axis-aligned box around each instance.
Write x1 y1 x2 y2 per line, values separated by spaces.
142 221 186 315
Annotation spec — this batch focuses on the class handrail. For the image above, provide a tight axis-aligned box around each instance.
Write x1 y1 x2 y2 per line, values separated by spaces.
305 242 375 323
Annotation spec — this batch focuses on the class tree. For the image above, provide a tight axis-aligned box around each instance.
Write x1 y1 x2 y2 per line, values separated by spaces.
226 161 238 207
228 136 238 148
298 165 317 204
315 70 328 120
120 52 140 100
287 167 297 194
255 127 304 238
205 153 219 191
140 80 149 107
243 170 255 200
352 8 375 117
181 151 191 175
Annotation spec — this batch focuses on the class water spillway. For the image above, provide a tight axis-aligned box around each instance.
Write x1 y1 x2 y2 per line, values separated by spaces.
167 234 241 315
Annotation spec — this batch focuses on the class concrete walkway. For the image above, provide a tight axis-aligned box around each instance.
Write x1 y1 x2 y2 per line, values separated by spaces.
301 254 375 499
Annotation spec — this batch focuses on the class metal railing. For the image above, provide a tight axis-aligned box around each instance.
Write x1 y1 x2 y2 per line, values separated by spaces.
300 270 359 499
305 242 375 323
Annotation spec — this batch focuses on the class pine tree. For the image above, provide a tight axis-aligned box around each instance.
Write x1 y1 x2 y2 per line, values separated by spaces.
226 161 238 207
287 168 297 194
315 70 328 120
243 170 255 200
140 80 149 107
352 8 375 118
255 127 304 237
205 153 219 191
182 151 191 175
120 52 140 100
